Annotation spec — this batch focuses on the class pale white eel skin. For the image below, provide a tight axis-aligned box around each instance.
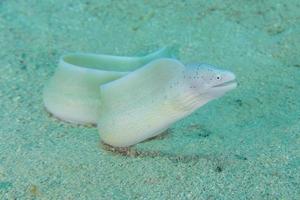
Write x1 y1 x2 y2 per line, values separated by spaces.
98 59 237 147
43 47 175 125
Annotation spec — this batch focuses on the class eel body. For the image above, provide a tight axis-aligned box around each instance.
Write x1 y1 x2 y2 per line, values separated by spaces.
43 48 236 147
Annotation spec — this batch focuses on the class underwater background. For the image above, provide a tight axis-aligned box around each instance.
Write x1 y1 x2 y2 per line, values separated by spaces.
0 0 299 199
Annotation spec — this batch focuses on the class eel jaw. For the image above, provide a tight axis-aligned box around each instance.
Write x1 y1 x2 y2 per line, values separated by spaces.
208 78 237 98
213 79 237 89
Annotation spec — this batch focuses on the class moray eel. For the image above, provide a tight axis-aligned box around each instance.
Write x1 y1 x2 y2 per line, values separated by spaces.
98 59 236 147
43 48 237 147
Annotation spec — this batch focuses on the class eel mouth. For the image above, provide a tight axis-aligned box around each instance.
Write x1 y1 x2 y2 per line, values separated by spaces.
213 79 237 88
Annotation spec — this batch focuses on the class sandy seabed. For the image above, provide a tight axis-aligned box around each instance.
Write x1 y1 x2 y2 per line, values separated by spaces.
0 0 299 199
